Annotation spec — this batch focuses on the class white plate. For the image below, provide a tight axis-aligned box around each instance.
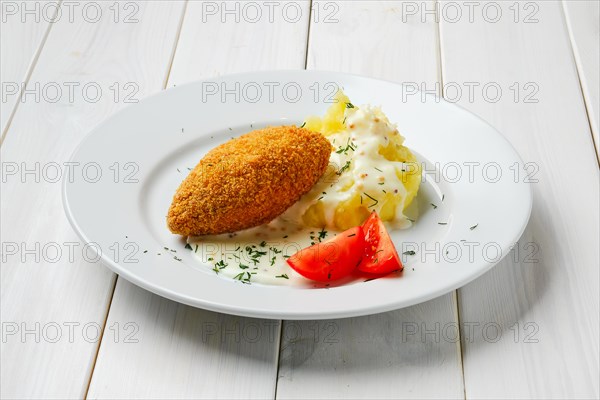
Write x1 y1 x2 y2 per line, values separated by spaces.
63 70 532 319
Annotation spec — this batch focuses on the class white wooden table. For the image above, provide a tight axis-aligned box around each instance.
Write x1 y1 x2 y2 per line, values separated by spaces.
1 1 598 399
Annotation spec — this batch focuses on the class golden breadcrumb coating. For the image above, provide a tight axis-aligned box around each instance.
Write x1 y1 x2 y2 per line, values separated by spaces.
167 126 332 236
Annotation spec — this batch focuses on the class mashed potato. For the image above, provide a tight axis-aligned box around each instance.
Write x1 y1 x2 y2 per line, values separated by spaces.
281 91 421 230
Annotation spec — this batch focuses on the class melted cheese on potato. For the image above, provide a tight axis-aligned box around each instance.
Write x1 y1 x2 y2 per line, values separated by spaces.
281 91 421 230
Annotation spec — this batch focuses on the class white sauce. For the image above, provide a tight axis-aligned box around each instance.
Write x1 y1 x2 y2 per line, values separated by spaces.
281 106 413 230
188 220 340 286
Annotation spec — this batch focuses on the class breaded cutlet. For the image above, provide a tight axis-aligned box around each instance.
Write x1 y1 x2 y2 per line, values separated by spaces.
167 125 332 236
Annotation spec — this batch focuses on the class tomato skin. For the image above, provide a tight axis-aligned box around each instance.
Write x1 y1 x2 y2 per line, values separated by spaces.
358 212 403 275
286 227 365 282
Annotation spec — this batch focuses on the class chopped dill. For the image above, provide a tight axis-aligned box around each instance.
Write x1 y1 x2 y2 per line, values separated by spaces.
363 192 379 208
336 161 351 175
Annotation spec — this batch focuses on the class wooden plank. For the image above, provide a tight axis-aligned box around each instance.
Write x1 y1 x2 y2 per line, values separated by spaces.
0 0 54 137
277 296 464 399
563 0 600 157
86 2 310 398
276 2 465 399
88 280 282 399
167 0 309 85
439 1 599 398
0 2 185 398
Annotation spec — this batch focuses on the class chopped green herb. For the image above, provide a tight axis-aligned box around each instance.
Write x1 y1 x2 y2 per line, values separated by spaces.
184 243 192 250
470 224 478 230
270 247 282 254
233 271 252 284
335 137 356 155
438 222 448 225
318 228 327 241
275 274 289 279
259 240 267 247
363 192 379 208
346 102 355 108
403 250 416 256
430 203 438 209
300 122 306 128
245 246 267 265
442 194 445 202
374 167 383 172
336 160 351 175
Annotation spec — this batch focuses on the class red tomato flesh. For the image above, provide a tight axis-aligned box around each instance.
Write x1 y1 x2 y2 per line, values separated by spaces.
286 226 365 282
358 212 403 274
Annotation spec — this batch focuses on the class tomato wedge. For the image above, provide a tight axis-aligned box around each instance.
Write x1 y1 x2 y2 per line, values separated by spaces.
358 211 403 274
286 226 365 282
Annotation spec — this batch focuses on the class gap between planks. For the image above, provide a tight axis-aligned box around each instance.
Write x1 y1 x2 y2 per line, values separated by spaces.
275 2 313 396
560 0 600 167
0 0 61 146
436 2 467 396
81 3 190 398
